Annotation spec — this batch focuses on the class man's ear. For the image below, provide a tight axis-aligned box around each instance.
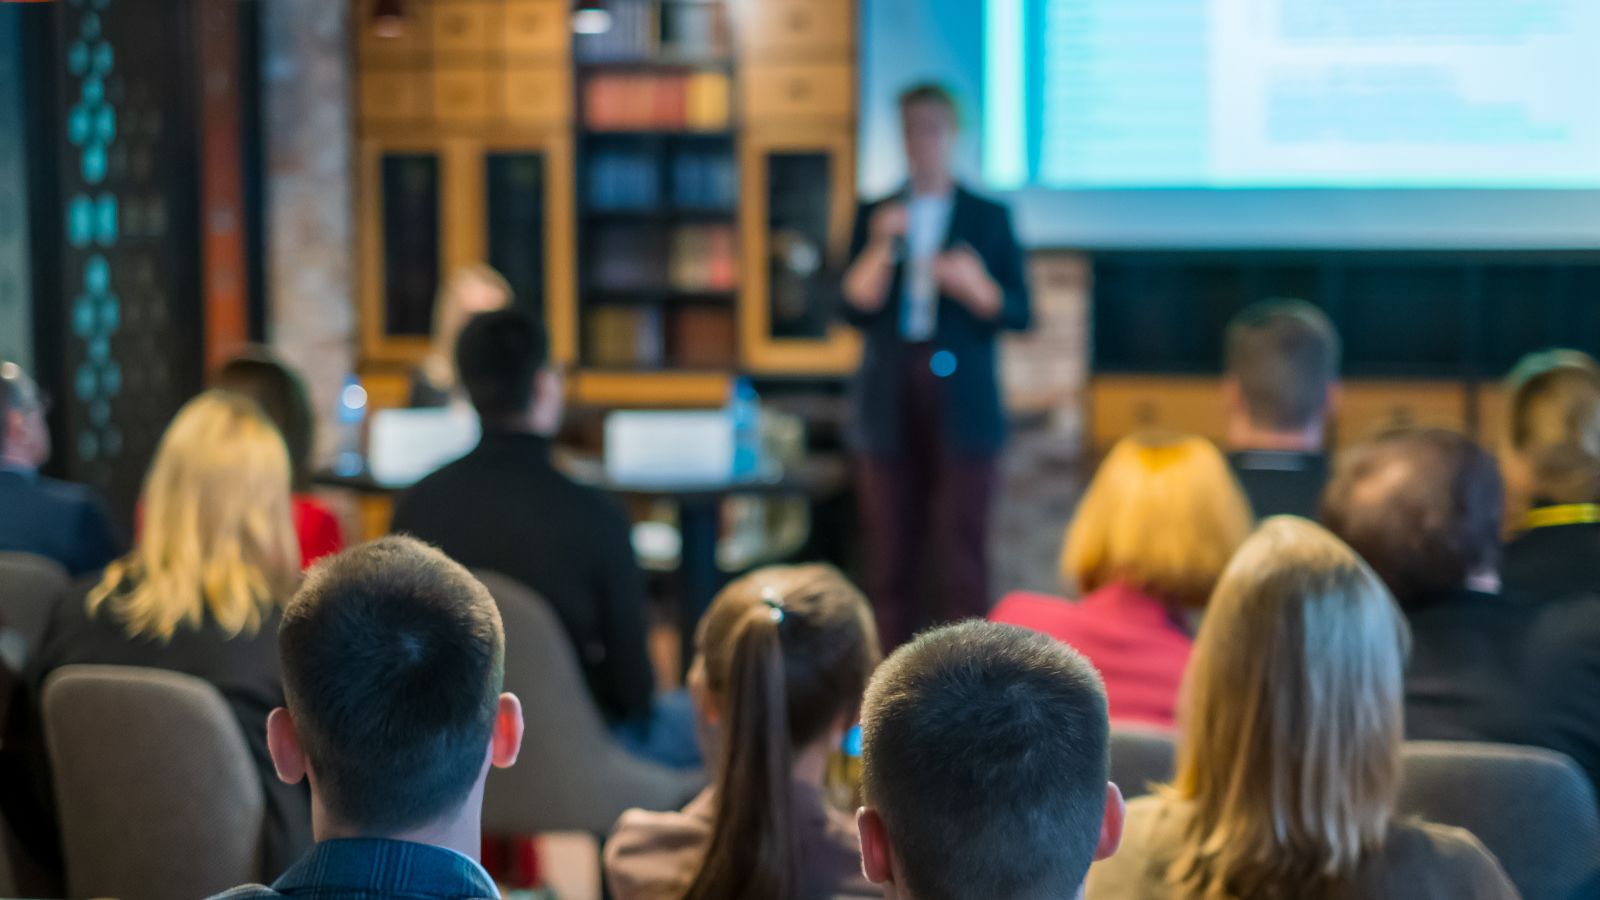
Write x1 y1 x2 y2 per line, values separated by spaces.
266 707 308 786
1095 782 1126 862
1222 377 1245 417
1324 383 1344 422
491 693 524 769
857 807 895 886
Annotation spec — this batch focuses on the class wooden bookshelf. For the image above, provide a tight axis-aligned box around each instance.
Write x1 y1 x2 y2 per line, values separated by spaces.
352 0 862 410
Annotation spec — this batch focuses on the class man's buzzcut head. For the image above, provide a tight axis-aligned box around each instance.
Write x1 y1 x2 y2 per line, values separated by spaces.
278 536 505 832
861 621 1110 900
1224 299 1340 433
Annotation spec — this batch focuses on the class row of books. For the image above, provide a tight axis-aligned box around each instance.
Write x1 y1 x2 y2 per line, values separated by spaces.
575 0 732 63
589 223 737 293
586 306 736 369
583 72 731 131
669 224 738 292
587 149 737 211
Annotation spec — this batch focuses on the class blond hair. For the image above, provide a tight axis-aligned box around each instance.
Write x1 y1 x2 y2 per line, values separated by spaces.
88 391 300 640
424 264 512 390
1164 516 1409 900
1063 433 1253 609
1502 349 1600 518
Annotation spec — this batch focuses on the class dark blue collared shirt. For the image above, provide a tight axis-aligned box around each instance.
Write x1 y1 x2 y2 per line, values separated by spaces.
209 838 500 900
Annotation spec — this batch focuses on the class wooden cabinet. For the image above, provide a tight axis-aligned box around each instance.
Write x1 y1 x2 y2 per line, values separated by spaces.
432 66 496 124
358 134 574 366
739 129 860 373
360 71 428 124
742 0 854 57
431 0 495 56
743 64 855 124
502 0 570 58
503 65 571 126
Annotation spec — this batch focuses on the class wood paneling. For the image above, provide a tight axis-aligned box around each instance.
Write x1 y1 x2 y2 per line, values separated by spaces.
1333 381 1469 450
431 0 496 56
432 65 496 125
573 371 731 408
1089 377 1227 449
360 70 428 123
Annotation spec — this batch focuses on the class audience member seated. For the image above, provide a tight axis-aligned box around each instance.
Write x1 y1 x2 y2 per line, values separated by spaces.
391 310 685 764
19 391 311 878
211 536 523 900
1086 516 1518 900
1497 349 1600 603
990 432 1251 727
0 360 122 575
855 620 1124 900
1222 299 1340 518
409 264 511 408
605 564 880 900
215 350 344 568
1322 426 1600 805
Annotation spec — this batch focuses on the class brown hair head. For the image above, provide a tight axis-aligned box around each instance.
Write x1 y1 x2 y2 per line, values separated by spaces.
214 349 316 492
1320 427 1504 607
684 564 880 900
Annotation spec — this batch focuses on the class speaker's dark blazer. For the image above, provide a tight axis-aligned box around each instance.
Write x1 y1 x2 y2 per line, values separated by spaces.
841 185 1032 458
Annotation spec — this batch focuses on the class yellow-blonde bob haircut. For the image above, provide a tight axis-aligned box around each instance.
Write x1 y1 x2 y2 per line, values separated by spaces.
1164 516 1410 899
88 390 300 640
1062 432 1252 609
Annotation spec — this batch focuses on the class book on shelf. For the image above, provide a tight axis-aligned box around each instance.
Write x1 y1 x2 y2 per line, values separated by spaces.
670 150 737 209
575 0 656 61
667 223 737 292
584 72 731 131
661 0 731 59
670 307 736 369
589 150 660 210
591 224 667 290
587 306 664 368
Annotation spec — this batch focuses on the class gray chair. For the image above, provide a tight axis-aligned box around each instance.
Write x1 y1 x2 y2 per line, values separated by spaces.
476 571 703 836
42 665 265 900
1400 741 1600 900
0 551 69 667
1109 725 1176 800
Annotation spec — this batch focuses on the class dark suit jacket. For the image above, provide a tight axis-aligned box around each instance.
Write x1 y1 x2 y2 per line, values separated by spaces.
1501 519 1600 605
13 580 311 880
1404 588 1600 804
0 469 122 576
842 185 1031 458
210 838 499 900
390 431 655 724
1227 450 1329 520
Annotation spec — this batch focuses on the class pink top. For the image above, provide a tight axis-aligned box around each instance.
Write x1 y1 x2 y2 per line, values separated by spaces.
990 582 1193 728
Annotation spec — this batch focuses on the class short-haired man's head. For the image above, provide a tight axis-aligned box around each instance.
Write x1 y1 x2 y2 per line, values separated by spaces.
1064 432 1254 610
456 309 550 425
1320 427 1503 606
897 82 958 123
278 536 505 833
1224 299 1340 433
0 360 43 457
861 621 1110 900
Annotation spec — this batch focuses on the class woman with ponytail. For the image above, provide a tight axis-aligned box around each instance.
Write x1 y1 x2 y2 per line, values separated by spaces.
605 564 881 900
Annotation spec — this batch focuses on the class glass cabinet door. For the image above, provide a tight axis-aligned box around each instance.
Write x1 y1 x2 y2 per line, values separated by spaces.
739 129 861 374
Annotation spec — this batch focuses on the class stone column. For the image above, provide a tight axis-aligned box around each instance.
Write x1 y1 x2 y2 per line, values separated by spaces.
259 0 356 462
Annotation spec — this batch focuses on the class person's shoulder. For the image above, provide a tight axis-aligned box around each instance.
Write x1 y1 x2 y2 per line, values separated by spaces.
205 885 280 900
604 799 713 900
1385 818 1516 889
1084 795 1182 899
956 184 1011 217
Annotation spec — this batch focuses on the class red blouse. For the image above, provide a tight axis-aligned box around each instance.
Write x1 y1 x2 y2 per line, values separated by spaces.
293 495 344 569
990 582 1193 728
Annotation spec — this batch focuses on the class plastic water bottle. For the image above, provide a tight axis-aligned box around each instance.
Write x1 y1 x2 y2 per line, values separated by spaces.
333 373 368 477
728 376 761 480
